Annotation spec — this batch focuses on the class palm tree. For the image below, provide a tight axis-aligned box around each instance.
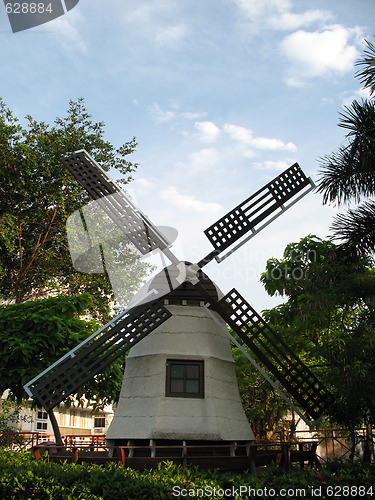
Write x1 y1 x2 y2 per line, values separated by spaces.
317 38 375 257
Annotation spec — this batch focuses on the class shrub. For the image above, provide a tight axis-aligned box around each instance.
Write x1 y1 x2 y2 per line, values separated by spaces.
0 449 374 499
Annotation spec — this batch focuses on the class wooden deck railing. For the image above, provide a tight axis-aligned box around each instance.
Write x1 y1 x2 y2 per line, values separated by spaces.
3 428 373 466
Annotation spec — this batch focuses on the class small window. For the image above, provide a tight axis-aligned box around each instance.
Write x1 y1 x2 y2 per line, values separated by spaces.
94 416 106 428
166 360 204 398
36 409 48 432
37 410 48 420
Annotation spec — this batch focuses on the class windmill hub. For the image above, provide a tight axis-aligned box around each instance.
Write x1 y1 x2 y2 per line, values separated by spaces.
176 261 200 285
141 262 220 305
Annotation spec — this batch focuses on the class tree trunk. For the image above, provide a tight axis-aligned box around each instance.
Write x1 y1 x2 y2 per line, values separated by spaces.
363 422 374 465
349 425 356 461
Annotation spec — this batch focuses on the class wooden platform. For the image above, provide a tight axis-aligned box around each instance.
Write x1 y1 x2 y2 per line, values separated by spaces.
33 440 320 472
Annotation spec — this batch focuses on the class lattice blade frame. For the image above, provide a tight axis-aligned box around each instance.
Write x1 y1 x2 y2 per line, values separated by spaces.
211 288 331 421
62 150 170 255
24 300 172 412
203 163 312 262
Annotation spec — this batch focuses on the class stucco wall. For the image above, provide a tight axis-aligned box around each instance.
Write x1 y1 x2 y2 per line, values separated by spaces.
106 304 254 442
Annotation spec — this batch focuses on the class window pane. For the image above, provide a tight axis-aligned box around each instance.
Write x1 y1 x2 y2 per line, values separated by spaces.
170 379 184 393
186 365 199 379
94 417 106 428
166 360 203 398
171 364 184 379
186 379 199 393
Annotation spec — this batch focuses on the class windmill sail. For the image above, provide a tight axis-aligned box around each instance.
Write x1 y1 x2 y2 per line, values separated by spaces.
24 300 171 411
62 150 171 256
199 163 313 265
210 288 331 422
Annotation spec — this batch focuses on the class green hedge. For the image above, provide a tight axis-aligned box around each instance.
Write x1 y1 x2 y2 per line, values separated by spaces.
0 450 374 499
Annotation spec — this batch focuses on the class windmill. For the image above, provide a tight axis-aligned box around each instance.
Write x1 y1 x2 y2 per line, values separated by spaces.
24 150 331 458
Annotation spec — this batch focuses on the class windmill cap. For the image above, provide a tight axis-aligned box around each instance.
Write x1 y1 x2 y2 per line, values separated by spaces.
128 261 224 310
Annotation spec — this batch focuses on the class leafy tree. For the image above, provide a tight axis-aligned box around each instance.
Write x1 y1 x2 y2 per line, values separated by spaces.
232 346 289 440
0 294 124 410
0 99 155 422
0 97 149 318
260 235 375 444
0 400 23 447
317 38 375 257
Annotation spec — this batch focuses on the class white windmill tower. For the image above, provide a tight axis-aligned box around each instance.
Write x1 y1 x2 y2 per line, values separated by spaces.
105 265 255 450
24 151 331 467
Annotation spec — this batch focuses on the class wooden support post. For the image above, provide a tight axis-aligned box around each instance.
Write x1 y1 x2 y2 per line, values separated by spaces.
363 422 374 465
182 441 188 468
282 442 290 472
117 447 126 466
299 443 304 469
309 442 321 468
249 444 257 475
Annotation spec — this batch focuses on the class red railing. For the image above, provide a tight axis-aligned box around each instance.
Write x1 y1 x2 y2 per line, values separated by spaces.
1 432 108 452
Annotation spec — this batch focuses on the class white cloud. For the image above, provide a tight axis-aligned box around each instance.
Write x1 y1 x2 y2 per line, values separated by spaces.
181 111 206 120
150 103 205 126
223 123 253 144
320 97 334 105
235 0 291 19
160 186 222 215
122 0 188 46
269 10 333 31
188 148 220 168
234 0 331 31
283 76 307 88
133 178 153 191
253 160 296 171
281 25 360 85
250 136 297 151
194 121 220 143
341 87 373 107
150 103 176 124
223 124 297 151
47 8 87 53
155 24 188 46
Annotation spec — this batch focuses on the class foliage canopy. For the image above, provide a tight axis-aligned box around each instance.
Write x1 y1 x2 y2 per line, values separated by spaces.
261 235 375 433
0 98 153 406
0 294 124 409
0 97 149 317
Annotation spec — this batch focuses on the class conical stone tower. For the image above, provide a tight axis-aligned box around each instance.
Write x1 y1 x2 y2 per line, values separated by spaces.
106 265 254 450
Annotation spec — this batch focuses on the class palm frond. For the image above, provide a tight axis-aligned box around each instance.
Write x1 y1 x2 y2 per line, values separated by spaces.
316 100 375 205
355 38 375 96
330 200 375 256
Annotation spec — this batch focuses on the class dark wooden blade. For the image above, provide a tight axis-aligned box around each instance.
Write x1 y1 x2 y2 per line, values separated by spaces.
25 301 171 412
202 163 311 260
211 288 332 421
62 150 170 255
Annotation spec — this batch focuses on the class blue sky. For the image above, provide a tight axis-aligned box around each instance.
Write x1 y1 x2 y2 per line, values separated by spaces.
1 0 374 311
